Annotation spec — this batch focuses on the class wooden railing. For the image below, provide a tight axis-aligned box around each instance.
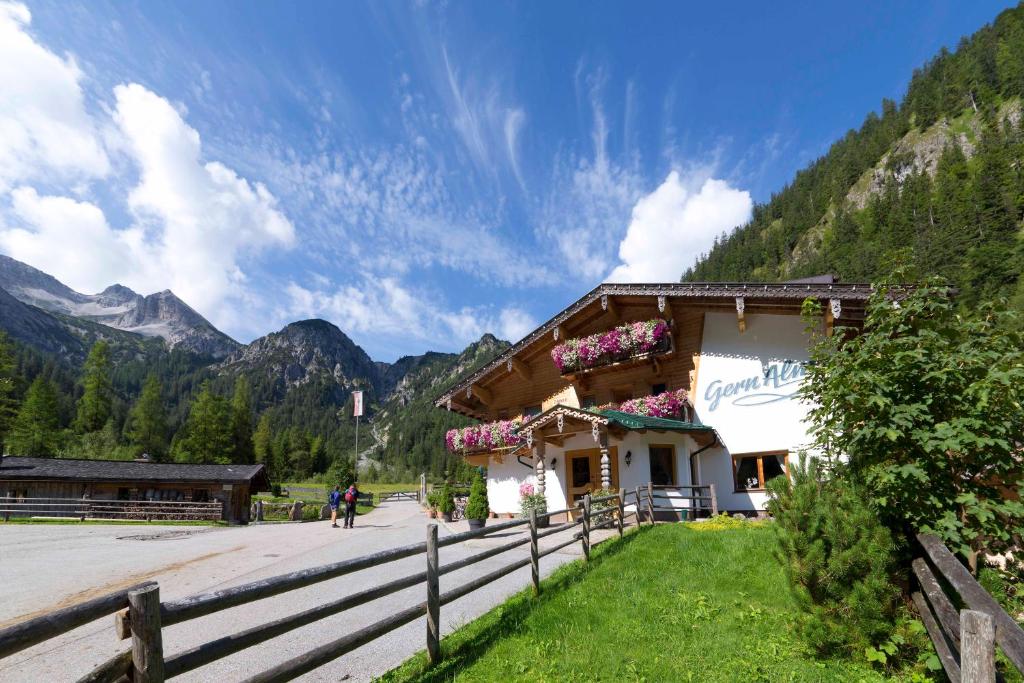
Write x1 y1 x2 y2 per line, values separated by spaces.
912 533 1024 682
0 497 223 522
633 483 717 522
0 487 649 682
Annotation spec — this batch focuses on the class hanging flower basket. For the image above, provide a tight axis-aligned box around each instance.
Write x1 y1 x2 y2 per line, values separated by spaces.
551 319 671 375
597 388 689 420
446 417 525 454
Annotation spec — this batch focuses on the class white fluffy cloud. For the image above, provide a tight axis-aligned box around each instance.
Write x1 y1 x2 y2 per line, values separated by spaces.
285 278 537 350
0 4 294 332
0 2 109 191
608 171 752 283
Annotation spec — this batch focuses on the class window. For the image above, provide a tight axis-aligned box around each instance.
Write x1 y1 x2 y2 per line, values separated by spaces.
649 445 676 486
651 383 667 396
580 394 597 409
523 404 542 419
191 488 210 502
732 452 788 491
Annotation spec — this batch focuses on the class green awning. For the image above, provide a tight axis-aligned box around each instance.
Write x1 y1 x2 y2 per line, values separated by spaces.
595 409 715 433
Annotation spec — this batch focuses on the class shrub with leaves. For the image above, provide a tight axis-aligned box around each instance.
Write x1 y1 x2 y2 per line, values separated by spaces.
767 455 901 656
799 278 1024 564
438 482 455 515
465 471 489 520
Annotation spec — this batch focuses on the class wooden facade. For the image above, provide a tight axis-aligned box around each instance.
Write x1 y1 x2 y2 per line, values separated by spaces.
0 457 270 523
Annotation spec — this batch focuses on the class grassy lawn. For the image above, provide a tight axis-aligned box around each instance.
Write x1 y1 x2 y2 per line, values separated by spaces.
380 523 892 683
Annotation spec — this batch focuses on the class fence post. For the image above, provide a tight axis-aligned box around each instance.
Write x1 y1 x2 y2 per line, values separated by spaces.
426 523 440 666
529 508 540 595
582 494 591 562
616 488 625 537
961 609 995 683
128 584 164 682
647 482 655 526
709 484 718 517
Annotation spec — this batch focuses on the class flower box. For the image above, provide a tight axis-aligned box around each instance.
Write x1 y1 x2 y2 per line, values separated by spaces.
551 319 672 376
446 417 525 454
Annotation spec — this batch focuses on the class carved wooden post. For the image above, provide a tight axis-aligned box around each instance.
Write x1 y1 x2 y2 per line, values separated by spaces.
634 485 644 524
961 609 995 683
426 524 440 665
128 584 164 682
582 494 591 562
533 438 546 496
529 508 540 595
616 488 625 537
647 482 655 526
598 429 610 490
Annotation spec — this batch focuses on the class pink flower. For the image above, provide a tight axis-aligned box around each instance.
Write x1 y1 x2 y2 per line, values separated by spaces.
519 482 535 497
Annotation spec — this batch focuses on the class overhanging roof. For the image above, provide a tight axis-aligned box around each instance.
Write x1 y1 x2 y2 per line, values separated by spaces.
435 280 879 408
0 456 271 491
522 404 717 440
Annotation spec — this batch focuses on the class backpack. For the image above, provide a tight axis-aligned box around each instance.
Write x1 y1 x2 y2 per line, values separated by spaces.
345 488 356 504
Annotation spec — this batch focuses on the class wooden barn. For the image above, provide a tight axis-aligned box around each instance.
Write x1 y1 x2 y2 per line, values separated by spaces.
0 456 270 523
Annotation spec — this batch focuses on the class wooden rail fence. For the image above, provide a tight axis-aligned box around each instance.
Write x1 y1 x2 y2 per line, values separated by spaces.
0 487 651 682
379 491 418 503
631 483 717 522
0 497 223 522
912 533 1024 682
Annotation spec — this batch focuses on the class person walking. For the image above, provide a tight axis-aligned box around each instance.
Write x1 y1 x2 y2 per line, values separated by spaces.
329 485 342 528
343 482 359 529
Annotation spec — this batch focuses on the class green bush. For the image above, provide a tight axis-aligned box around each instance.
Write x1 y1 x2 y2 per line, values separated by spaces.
767 455 901 657
438 483 455 515
271 483 282 497
465 472 489 520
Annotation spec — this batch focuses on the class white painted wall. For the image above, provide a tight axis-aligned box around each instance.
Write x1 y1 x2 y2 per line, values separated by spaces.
486 430 701 516
691 312 816 510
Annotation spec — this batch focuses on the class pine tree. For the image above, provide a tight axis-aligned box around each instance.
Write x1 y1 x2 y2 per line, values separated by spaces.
75 342 113 433
253 413 274 472
230 376 255 464
125 374 168 460
0 332 19 453
7 376 62 457
173 382 232 464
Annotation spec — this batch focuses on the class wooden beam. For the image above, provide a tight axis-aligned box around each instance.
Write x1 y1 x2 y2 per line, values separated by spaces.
470 384 493 405
735 296 746 333
553 325 565 342
601 294 619 319
507 357 531 381
824 303 834 337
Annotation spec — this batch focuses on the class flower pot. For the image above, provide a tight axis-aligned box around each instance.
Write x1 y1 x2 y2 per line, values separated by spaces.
467 518 486 531
535 514 550 528
442 512 453 523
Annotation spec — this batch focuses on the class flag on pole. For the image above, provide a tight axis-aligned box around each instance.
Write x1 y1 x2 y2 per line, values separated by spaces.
352 390 364 417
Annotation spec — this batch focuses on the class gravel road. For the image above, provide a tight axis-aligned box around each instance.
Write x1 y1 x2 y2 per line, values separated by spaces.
0 501 588 682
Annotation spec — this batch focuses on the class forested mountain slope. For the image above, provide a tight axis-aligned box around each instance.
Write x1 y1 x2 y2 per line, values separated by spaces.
686 5 1024 308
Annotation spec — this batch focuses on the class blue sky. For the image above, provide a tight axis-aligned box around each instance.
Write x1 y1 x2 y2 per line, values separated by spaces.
0 1 1014 361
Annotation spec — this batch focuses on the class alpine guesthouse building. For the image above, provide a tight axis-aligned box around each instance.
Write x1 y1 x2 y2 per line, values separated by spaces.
435 278 871 519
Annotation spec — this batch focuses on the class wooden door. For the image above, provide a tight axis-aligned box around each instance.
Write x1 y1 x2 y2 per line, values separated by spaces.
564 447 618 518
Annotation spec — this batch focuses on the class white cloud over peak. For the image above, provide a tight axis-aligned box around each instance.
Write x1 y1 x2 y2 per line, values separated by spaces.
285 277 537 351
0 2 109 191
0 5 295 333
608 170 752 283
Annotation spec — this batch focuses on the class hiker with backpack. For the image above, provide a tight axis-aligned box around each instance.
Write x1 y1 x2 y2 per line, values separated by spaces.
343 483 359 528
329 485 342 528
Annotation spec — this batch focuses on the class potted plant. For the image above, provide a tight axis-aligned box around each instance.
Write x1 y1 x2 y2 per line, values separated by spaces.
519 482 548 528
438 483 455 523
425 490 439 518
465 472 489 531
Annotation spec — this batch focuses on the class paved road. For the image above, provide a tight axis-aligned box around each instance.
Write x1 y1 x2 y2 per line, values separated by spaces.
0 501 589 682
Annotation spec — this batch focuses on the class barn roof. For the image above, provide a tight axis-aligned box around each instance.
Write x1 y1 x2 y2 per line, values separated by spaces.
0 456 270 490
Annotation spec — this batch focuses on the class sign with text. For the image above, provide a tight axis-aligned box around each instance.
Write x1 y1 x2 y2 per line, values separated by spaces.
703 360 806 412
352 390 364 418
